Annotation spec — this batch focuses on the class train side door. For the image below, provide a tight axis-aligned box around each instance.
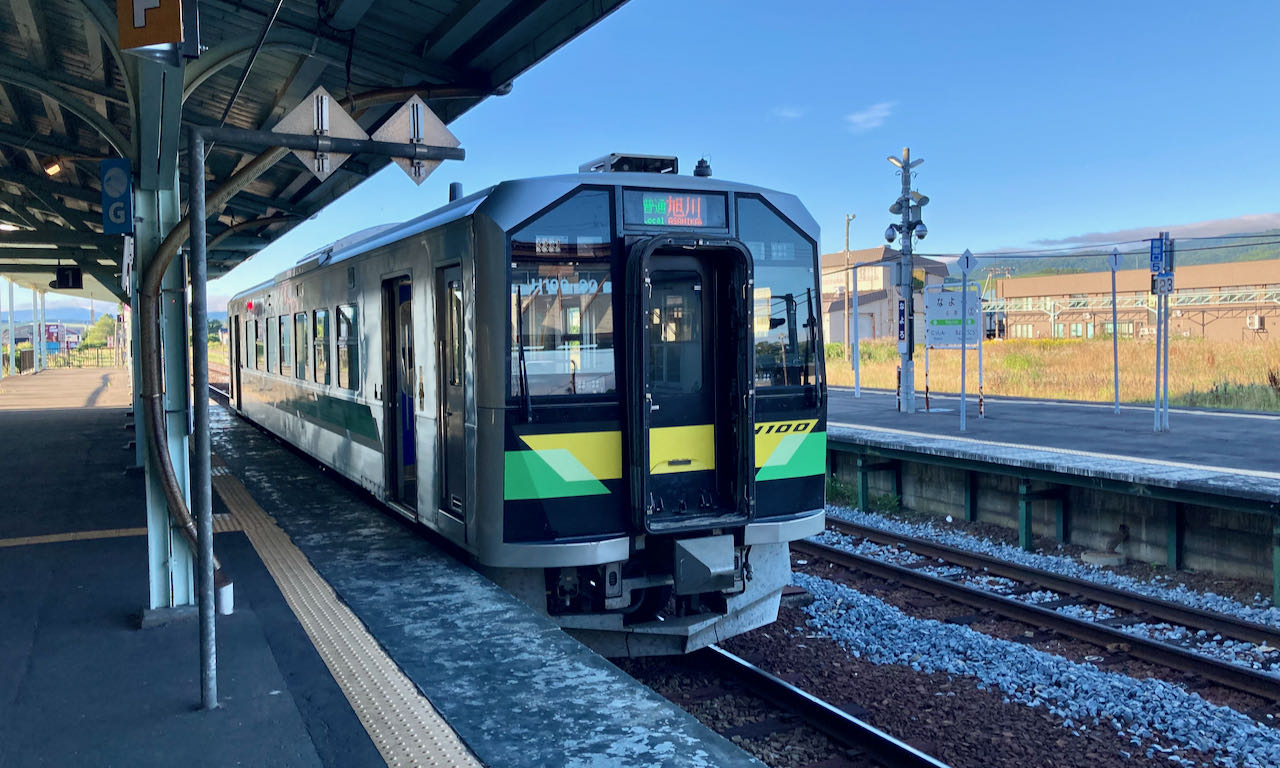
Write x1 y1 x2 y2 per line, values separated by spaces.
627 239 754 534
231 313 242 409
382 276 417 510
436 265 466 522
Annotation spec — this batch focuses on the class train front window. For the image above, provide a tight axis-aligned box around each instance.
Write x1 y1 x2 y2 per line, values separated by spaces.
509 188 615 399
737 196 820 390
510 263 615 396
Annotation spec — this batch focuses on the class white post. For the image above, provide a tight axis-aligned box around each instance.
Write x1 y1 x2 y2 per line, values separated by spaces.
1162 236 1173 430
1111 253 1120 415
7 279 14 375
1153 288 1162 432
852 266 861 397
978 289 985 418
0 277 5 381
960 272 968 431
40 291 47 370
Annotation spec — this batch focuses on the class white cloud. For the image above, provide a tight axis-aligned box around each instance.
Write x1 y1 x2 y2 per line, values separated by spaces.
771 106 804 120
845 101 895 133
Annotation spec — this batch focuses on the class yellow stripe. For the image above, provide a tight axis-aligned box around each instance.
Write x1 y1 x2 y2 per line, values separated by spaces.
0 527 147 548
520 430 622 481
650 424 716 474
754 419 818 468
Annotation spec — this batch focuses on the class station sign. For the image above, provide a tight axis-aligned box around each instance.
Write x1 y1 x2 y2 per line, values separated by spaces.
370 96 459 185
117 0 183 50
925 287 981 348
100 158 133 235
897 299 906 342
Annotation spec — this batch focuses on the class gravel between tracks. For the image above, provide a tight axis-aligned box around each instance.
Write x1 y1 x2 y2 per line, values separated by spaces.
789 571 1280 768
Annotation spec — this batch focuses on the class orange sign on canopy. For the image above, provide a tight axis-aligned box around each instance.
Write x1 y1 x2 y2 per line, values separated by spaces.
117 0 184 50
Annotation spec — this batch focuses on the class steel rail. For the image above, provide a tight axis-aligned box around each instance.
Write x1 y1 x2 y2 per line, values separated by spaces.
793 540 1280 702
702 646 953 768
828 518 1280 648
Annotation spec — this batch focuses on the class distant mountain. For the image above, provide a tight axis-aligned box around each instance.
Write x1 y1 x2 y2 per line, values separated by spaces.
0 307 114 326
987 229 1280 276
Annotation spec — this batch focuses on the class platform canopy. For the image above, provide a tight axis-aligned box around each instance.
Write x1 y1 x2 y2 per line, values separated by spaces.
0 0 626 302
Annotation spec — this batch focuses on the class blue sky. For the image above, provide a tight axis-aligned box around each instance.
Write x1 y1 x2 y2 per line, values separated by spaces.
15 0 1280 313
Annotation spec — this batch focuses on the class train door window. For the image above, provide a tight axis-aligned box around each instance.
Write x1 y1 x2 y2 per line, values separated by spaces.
447 281 463 385
248 319 260 369
313 309 330 385
279 316 293 376
648 272 702 392
240 318 249 367
266 317 276 373
294 312 308 379
337 303 359 390
737 196 820 390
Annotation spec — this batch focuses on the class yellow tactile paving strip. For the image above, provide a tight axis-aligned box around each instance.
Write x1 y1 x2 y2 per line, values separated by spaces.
209 456 481 768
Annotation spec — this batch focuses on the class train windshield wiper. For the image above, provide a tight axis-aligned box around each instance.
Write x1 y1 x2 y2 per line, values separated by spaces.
515 285 532 422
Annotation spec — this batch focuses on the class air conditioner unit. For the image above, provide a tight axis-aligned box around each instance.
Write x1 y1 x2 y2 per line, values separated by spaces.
1246 314 1265 330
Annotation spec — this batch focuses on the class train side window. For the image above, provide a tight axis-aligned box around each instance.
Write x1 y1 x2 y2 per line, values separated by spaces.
337 304 359 390
313 309 330 385
294 312 308 379
266 317 276 373
279 315 293 377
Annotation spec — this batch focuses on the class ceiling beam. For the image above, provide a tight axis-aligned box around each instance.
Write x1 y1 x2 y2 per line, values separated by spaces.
0 63 133 160
424 0 512 62
73 0 138 127
0 125 111 161
0 169 101 205
0 231 120 248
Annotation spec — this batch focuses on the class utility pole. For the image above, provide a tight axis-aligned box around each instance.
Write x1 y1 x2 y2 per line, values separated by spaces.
843 213 855 361
885 148 928 413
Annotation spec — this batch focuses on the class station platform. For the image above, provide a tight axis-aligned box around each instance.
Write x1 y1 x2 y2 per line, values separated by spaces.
0 368 758 768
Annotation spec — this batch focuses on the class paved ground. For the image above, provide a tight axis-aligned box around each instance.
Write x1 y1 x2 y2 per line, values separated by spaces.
0 367 132 410
829 388 1280 477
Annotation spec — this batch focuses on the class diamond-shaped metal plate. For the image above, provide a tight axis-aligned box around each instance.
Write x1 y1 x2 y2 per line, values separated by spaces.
273 86 369 182
370 96 460 186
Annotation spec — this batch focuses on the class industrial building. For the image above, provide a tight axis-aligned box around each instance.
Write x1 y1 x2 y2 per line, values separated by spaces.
992 258 1279 341
820 246 948 344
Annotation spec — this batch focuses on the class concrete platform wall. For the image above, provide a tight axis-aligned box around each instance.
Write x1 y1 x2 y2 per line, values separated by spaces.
829 451 1272 584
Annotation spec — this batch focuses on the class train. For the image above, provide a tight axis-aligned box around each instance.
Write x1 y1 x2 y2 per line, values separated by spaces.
225 154 827 656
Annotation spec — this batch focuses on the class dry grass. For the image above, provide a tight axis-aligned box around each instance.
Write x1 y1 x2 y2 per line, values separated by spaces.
827 337 1280 411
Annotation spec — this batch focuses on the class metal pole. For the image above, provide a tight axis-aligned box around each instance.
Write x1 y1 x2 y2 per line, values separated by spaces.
38 290 45 371
978 288 985 418
896 148 916 413
855 264 865 396
7 280 14 375
843 215 853 363
1163 236 1172 430
1157 267 1167 430
961 273 968 431
1111 262 1120 414
188 126 217 710
0 278 5 380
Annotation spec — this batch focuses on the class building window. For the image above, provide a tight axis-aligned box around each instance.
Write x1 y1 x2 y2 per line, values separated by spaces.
313 309 330 385
1070 323 1083 338
1053 323 1065 338
337 304 358 390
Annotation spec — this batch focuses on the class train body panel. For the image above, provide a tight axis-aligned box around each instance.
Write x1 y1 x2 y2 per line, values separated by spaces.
228 166 827 655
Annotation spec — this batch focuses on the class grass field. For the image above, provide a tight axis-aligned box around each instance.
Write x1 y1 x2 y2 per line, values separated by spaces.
826 337 1280 412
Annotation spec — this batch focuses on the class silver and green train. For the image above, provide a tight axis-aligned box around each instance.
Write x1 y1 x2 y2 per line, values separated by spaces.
226 155 826 656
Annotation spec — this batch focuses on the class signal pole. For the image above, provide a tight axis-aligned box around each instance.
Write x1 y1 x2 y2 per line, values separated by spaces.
886 148 927 413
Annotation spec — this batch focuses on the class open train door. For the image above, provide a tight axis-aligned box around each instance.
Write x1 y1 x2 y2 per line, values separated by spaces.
625 236 755 534
382 276 417 511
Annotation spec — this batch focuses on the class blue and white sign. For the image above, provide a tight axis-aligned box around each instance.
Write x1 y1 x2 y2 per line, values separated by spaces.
1149 238 1164 273
897 299 907 341
100 158 133 235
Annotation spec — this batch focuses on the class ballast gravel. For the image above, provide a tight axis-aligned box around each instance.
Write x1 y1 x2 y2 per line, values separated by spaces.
825 506 1280 628
795 571 1280 768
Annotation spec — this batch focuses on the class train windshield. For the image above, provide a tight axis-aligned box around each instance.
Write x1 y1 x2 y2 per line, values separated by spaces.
737 196 820 390
509 189 616 397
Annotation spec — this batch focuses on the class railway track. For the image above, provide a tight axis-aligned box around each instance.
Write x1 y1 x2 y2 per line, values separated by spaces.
627 646 952 768
795 528 1280 702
